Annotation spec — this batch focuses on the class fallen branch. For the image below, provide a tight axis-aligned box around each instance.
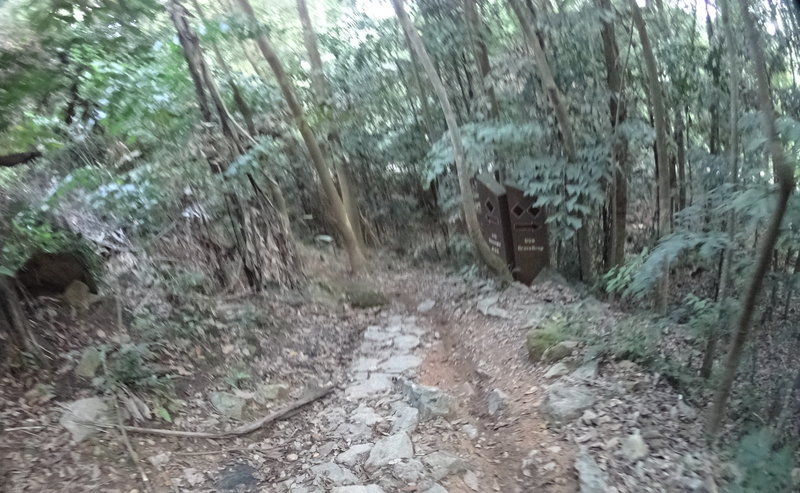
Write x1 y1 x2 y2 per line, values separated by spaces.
86 384 334 439
174 446 282 457
114 397 155 493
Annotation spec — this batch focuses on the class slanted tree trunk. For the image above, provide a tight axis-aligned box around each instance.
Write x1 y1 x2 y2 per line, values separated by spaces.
509 0 593 282
630 0 671 311
463 0 498 118
295 0 365 251
0 151 41 167
392 0 511 280
598 0 628 269
236 0 367 273
0 276 46 365
707 0 796 436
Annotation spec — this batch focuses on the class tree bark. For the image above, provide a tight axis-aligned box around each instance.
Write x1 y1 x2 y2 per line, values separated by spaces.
0 276 47 365
295 0 365 251
630 0 671 311
707 0 796 436
509 0 593 281
598 0 628 269
463 0 499 118
392 0 511 280
236 0 367 273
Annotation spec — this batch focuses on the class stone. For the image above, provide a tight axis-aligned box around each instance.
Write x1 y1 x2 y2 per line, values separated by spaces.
254 383 289 405
311 462 359 486
621 431 649 461
331 486 385 493
617 360 637 371
487 388 509 415
351 405 383 426
544 362 570 379
541 383 597 423
364 326 394 342
286 453 299 462
398 378 455 419
209 392 246 419
393 334 421 351
347 288 387 308
391 405 419 433
148 452 171 468
336 444 373 467
379 354 422 374
477 295 511 318
423 451 467 481
215 463 257 490
461 424 479 440
572 360 599 381
422 485 448 493
417 299 436 312
345 374 393 400
75 347 102 378
352 357 380 373
393 459 425 483
318 442 336 458
59 397 112 442
575 449 608 493
365 433 413 470
463 470 479 490
542 340 579 363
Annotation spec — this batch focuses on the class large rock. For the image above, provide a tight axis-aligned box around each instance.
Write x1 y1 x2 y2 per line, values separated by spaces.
391 404 419 433
423 451 467 481
75 347 102 378
332 486 385 493
397 378 455 419
575 449 608 493
345 373 393 400
487 388 508 415
365 433 414 470
621 431 649 461
393 459 425 483
544 362 570 379
379 354 421 374
541 383 597 423
254 383 289 405
337 443 373 467
542 340 579 363
209 391 246 419
311 462 359 486
59 397 112 442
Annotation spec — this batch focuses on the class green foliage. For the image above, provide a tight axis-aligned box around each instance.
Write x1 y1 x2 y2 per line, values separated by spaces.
602 250 647 296
726 428 796 493
90 343 173 392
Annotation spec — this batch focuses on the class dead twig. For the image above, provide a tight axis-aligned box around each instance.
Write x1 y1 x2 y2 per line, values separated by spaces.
114 396 155 493
86 384 334 439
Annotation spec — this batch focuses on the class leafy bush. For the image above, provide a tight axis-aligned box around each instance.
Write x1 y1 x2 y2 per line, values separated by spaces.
726 428 796 493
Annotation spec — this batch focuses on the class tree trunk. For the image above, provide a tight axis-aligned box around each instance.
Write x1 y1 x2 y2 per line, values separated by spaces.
0 151 42 167
630 0 671 311
598 0 628 269
236 0 367 273
392 0 511 280
295 0 366 251
509 0 592 281
0 276 47 365
707 0 796 436
463 0 499 118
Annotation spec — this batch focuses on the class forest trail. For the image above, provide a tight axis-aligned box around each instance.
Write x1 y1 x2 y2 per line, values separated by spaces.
2 258 719 492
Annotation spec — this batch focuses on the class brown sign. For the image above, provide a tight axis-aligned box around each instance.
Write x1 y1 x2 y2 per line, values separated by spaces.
475 173 514 269
505 183 549 284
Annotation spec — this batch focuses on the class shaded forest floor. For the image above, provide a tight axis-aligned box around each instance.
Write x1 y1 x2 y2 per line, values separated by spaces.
2 250 723 492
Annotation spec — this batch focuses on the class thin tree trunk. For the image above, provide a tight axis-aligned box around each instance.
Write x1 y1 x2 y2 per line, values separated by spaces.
599 0 628 269
463 0 499 118
0 277 47 365
295 0 366 250
707 0 796 436
392 0 511 280
630 0 671 311
236 0 366 273
509 0 593 281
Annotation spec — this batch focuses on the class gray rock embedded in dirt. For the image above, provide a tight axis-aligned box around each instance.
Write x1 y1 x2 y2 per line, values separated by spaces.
542 340 579 363
417 299 436 313
463 470 479 491
398 378 455 419
364 326 394 343
621 431 649 461
254 383 289 405
311 462 359 486
379 354 422 374
75 347 102 378
542 383 597 423
365 433 414 470
575 449 608 493
345 373 393 400
352 357 380 373
423 451 467 481
487 388 509 415
477 296 511 319
545 362 570 379
393 334 421 351
391 404 419 433
331 486 385 493
421 485 448 493
461 424 479 439
337 443 373 467
572 360 599 381
209 391 246 419
351 405 384 426
215 463 257 490
59 397 112 442
393 459 425 483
